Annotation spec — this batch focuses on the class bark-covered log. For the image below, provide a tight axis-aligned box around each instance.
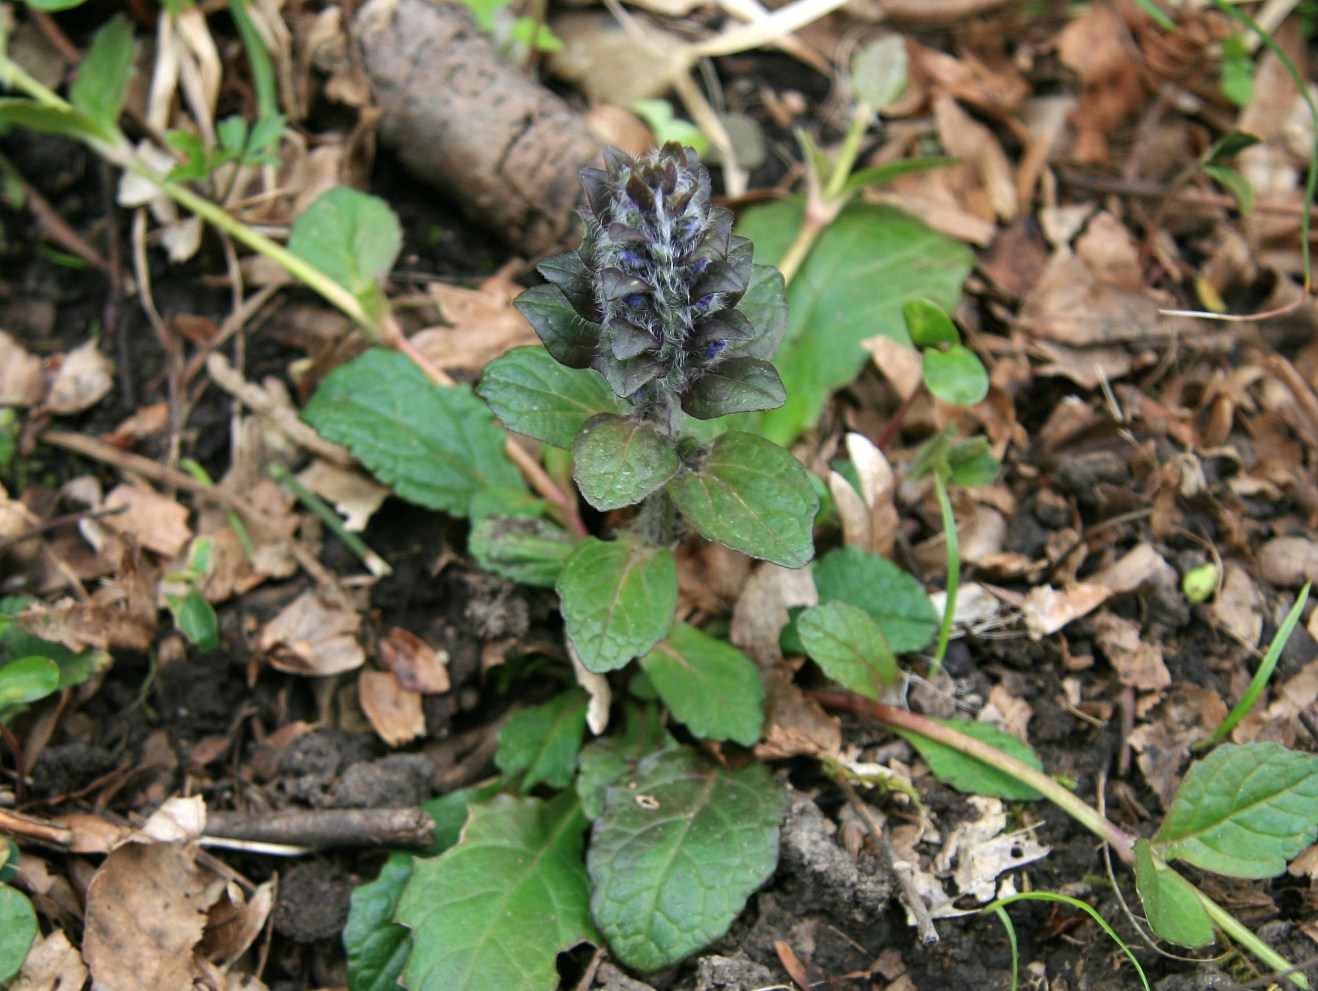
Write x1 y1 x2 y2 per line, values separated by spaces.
356 0 603 256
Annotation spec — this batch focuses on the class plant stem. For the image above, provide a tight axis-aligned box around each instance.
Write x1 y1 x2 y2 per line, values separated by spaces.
811 691 1137 863
1193 885 1309 990
928 472 959 676
268 463 392 577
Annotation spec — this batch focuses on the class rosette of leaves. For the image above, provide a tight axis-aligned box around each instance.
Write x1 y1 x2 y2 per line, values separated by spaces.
480 144 817 674
515 142 787 421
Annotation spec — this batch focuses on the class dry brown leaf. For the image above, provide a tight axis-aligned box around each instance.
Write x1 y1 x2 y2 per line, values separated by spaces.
1056 3 1148 164
83 798 220 991
933 92 1017 222
0 330 44 405
298 460 390 533
197 880 275 970
259 591 365 676
1091 609 1170 691
359 669 426 746
45 338 115 415
1128 686 1228 808
862 334 923 400
105 402 170 446
378 626 451 694
103 482 193 558
1211 562 1263 647
1258 535 1318 588
1022 582 1109 639
413 269 538 372
9 930 88 991
982 683 1033 742
1090 543 1177 596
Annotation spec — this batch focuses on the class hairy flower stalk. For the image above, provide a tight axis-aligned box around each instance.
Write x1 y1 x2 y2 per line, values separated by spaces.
516 142 788 434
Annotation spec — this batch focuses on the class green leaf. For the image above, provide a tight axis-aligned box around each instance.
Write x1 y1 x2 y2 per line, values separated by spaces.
1219 35 1255 108
1202 163 1256 217
514 285 601 369
0 100 101 143
165 591 218 653
557 536 677 673
587 747 786 971
893 719 1044 801
812 547 937 653
1151 742 1318 878
1134 840 1214 948
301 349 524 516
903 298 958 347
478 346 625 450
572 414 680 511
70 14 136 141
851 33 908 108
946 437 999 487
727 264 789 362
345 852 412 991
738 199 973 446
666 431 816 568
683 358 786 419
840 157 958 197
397 793 598 991
22 0 91 8
0 598 108 697
638 624 764 746
629 100 709 156
495 690 589 792
0 657 60 720
468 515 576 588
288 188 402 306
0 885 36 983
923 345 988 406
797 601 898 699
577 707 673 820
422 781 504 854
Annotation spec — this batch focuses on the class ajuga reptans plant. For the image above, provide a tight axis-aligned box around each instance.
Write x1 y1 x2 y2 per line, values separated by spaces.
480 143 817 675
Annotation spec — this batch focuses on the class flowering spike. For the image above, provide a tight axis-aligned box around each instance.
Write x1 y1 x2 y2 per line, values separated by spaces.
517 144 783 416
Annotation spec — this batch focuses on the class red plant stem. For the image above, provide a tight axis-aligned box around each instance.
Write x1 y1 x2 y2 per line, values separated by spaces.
810 690 1137 864
875 383 925 452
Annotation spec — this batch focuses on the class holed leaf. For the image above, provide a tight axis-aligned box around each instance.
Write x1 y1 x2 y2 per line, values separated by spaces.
639 624 764 745
1134 840 1214 948
495 690 589 792
812 547 937 653
893 719 1044 801
344 852 412 991
796 601 898 699
478 346 625 450
396 794 598 991
667 431 816 569
588 747 786 971
577 707 674 820
301 349 524 516
1151 742 1318 879
573 414 680 511
557 536 677 673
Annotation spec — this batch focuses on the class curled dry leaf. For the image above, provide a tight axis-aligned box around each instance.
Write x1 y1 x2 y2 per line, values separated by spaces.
297 461 389 533
0 330 44 405
413 268 539 373
1211 562 1264 647
259 591 365 676
103 483 193 559
1128 686 1228 809
196 880 275 969
359 669 426 747
1091 609 1171 692
378 627 450 694
1021 582 1109 640
45 339 115 415
1258 535 1318 587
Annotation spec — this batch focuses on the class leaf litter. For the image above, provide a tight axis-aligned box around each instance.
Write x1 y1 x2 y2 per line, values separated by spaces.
1 1 1318 990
